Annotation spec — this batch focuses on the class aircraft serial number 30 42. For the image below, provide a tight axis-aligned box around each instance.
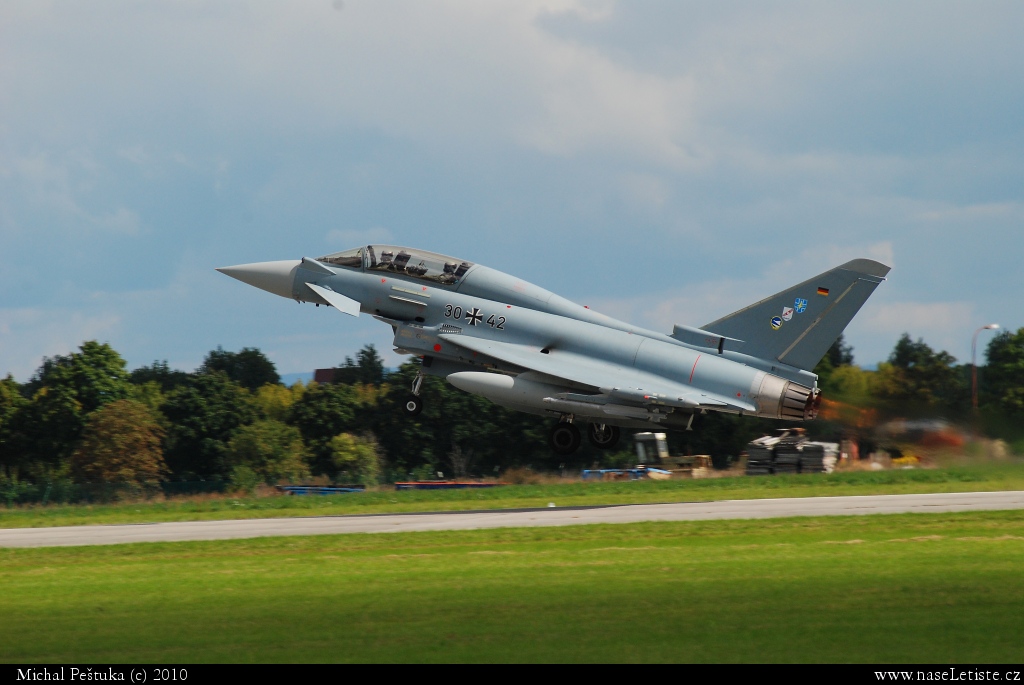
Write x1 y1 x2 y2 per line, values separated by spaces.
444 304 505 330
219 243 888 456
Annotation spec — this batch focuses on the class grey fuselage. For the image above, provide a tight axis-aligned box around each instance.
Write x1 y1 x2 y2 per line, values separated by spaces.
243 252 821 431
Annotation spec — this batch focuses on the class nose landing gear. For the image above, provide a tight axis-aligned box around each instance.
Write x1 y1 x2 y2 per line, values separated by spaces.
402 396 423 416
402 372 425 417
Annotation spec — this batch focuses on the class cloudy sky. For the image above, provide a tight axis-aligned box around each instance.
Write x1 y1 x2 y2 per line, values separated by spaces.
2 0 1022 381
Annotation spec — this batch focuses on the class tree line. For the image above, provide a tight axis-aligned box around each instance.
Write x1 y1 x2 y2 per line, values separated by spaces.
1 329 1023 494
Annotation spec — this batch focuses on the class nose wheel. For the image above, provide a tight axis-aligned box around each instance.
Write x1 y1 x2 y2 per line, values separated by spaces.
588 423 620 450
402 372 425 417
402 396 423 417
549 422 582 456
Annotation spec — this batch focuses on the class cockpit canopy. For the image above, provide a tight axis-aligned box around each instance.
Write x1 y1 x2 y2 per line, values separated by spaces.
317 245 475 286
317 246 364 268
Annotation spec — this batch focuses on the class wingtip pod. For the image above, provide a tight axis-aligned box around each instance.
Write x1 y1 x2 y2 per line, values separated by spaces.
838 258 891 279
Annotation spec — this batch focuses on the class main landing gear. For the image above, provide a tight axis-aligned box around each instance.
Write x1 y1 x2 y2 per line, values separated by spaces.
588 423 620 450
549 421 581 456
548 420 621 456
402 372 424 417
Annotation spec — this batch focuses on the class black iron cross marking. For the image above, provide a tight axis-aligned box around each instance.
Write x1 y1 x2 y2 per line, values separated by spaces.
466 307 483 326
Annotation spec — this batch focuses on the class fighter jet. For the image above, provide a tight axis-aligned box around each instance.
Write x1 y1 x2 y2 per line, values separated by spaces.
218 246 889 455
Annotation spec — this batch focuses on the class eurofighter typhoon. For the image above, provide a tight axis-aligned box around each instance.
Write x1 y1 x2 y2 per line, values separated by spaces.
218 246 889 455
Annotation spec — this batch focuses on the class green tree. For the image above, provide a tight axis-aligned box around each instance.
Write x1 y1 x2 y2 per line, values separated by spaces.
6 342 132 472
200 347 280 391
0 376 28 470
288 382 361 475
8 383 84 471
874 333 965 412
226 419 308 484
982 328 1024 417
369 361 583 477
253 383 297 422
129 360 190 392
70 400 167 484
827 365 874 402
329 433 381 485
814 334 855 394
23 341 131 415
161 372 257 479
826 334 855 367
334 344 386 385
128 381 167 416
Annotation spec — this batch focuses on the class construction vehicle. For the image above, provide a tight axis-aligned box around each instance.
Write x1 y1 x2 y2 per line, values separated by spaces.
633 432 712 478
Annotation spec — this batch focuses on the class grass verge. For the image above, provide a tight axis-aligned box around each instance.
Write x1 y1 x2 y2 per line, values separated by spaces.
3 462 1024 529
2 510 1023 662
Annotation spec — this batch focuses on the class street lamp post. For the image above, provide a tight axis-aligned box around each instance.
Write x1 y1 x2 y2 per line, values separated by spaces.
972 324 1000 410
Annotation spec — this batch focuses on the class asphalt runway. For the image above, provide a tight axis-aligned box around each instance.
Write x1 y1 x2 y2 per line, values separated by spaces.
3 490 1024 548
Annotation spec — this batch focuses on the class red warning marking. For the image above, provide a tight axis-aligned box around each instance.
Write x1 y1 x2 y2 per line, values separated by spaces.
433 344 441 352
381 278 386 283
688 355 702 384
737 392 742 397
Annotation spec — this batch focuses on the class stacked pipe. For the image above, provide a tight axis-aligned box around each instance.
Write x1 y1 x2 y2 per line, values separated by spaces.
745 445 774 475
773 436 802 474
799 443 827 473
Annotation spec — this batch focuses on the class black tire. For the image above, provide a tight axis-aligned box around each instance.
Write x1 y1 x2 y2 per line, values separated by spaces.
549 423 582 456
588 424 620 450
402 395 423 417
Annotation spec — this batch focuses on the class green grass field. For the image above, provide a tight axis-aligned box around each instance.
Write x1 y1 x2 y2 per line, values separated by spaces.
3 510 1024 663
3 462 1024 529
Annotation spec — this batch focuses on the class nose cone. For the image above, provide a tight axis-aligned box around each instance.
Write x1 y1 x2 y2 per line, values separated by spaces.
216 260 301 299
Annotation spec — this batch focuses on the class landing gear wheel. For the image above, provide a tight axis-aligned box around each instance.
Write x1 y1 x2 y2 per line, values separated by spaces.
588 424 620 450
549 422 582 456
402 395 423 417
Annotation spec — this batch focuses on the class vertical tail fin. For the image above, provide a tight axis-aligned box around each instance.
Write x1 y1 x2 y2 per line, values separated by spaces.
701 259 890 370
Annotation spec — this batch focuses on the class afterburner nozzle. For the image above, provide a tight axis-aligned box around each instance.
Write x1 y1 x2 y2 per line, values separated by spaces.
216 260 301 299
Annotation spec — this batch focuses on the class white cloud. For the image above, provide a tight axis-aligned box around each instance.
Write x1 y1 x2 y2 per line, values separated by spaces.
860 301 977 364
762 242 895 283
863 301 974 334
5 152 142 235
0 308 122 381
592 241 894 327
2 0 1022 377
589 241 898 365
619 172 670 211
